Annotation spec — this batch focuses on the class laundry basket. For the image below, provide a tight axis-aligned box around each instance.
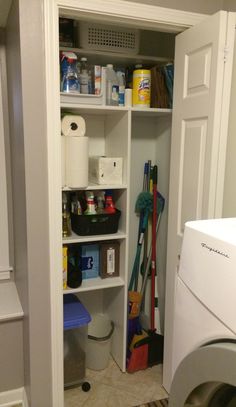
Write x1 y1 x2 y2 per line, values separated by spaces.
86 313 114 370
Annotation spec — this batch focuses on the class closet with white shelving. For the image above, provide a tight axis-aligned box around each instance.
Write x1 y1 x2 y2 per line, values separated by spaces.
45 1 234 402
60 15 174 373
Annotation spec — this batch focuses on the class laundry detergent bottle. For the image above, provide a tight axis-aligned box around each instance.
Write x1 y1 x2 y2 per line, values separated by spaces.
106 64 119 106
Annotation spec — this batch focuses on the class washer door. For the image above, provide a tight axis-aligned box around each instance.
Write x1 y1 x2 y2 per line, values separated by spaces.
208 384 236 407
169 342 236 407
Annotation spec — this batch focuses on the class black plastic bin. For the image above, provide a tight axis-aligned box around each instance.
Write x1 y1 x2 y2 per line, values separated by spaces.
64 294 91 391
71 209 121 236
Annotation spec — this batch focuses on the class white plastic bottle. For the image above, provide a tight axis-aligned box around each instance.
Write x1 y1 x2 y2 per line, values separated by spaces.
106 64 119 106
80 57 89 94
117 71 125 106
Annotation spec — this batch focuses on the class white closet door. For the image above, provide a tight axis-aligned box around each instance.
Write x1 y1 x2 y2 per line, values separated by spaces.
163 11 236 392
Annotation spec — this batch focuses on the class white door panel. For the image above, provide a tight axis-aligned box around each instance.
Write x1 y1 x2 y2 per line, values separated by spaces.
163 11 236 392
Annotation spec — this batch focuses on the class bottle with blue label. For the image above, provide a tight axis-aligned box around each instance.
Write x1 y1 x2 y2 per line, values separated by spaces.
117 70 126 106
106 64 119 106
61 51 79 93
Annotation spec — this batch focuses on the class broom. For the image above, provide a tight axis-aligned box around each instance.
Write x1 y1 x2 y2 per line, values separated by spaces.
128 190 153 294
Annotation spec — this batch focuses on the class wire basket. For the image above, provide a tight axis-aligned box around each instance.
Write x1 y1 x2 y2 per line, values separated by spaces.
79 22 139 55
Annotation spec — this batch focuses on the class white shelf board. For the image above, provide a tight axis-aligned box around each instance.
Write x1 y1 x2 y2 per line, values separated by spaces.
0 281 23 322
62 183 127 191
131 107 172 117
63 276 125 293
63 230 126 244
60 98 172 117
61 102 128 114
60 46 171 66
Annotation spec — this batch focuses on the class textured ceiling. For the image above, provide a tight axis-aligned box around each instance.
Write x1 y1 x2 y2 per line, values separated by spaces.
0 0 11 27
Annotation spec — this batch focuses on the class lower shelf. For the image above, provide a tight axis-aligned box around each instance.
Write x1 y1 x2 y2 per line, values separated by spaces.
62 230 126 244
63 276 125 293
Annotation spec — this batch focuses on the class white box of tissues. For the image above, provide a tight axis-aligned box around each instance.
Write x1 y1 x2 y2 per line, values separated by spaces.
89 156 123 185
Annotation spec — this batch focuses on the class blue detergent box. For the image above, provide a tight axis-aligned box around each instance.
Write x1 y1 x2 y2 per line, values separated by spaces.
79 244 99 280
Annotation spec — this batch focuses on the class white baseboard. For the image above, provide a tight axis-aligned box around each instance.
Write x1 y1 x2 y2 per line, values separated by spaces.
0 387 28 407
22 388 29 407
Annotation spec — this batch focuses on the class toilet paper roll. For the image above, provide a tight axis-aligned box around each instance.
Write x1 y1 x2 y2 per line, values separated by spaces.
61 115 86 137
65 136 88 188
61 136 66 187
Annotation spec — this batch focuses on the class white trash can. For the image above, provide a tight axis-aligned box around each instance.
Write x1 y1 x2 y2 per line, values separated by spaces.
86 313 114 370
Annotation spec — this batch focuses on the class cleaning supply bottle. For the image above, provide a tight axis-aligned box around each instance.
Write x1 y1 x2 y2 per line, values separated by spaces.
105 190 116 214
62 193 71 237
96 191 105 214
71 194 82 215
80 57 89 94
106 64 119 106
61 52 79 93
117 70 126 106
85 191 96 215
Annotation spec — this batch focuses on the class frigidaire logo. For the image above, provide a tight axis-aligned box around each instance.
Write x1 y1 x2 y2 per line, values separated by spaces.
201 242 229 259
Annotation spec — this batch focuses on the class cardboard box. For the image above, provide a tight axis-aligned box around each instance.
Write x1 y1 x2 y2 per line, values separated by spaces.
93 65 101 95
89 156 123 185
79 244 99 279
100 241 120 278
63 246 68 289
59 18 75 47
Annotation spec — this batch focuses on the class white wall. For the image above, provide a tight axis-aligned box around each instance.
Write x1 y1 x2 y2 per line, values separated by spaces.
223 0 236 11
127 0 224 14
6 0 54 405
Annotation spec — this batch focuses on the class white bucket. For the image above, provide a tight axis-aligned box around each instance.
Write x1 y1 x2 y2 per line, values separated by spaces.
86 313 114 370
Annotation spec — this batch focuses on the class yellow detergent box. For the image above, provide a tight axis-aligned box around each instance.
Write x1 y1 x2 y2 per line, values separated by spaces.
63 246 68 289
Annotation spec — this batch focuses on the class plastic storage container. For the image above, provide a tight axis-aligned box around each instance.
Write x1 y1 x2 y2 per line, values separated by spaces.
79 22 140 55
63 294 91 391
86 313 115 370
132 69 151 108
71 209 121 236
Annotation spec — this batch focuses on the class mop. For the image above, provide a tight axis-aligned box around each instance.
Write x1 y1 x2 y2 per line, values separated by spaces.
127 162 152 361
133 166 164 368
127 167 165 372
128 189 152 315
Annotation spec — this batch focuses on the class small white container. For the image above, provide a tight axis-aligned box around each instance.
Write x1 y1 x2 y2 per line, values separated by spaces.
86 313 114 370
89 156 123 185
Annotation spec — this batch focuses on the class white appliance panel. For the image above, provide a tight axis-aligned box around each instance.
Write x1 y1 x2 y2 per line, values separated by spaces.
172 277 234 381
179 219 236 332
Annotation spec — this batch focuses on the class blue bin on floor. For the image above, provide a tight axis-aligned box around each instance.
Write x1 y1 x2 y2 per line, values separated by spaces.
64 294 91 390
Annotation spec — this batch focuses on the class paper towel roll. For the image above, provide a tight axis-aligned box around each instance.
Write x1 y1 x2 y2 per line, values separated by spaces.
65 136 88 188
61 136 66 187
61 115 86 137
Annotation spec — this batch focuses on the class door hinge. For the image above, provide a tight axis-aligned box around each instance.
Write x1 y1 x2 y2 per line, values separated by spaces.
224 46 230 63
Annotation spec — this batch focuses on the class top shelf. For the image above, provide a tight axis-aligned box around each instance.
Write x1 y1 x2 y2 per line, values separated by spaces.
59 46 172 67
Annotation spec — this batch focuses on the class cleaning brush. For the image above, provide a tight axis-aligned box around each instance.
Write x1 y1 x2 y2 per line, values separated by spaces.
135 191 153 214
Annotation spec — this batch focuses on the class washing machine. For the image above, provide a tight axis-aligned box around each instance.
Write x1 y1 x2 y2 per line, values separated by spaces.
168 218 236 407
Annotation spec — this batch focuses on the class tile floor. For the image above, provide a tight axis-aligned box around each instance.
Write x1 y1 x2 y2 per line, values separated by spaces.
64 358 168 407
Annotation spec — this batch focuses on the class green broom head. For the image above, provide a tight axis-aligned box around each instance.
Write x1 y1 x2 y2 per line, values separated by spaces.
135 191 153 214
